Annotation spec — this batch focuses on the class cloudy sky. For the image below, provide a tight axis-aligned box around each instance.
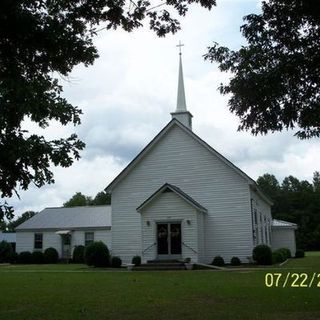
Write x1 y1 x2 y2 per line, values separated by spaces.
11 0 320 216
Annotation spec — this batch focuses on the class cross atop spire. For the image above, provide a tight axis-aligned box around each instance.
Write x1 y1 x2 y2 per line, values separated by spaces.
176 41 184 56
171 41 193 130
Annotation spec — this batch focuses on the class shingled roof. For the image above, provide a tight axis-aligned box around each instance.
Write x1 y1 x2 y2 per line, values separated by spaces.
15 206 111 231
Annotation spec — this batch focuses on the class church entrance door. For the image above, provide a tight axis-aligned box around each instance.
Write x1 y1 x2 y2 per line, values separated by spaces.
157 222 182 259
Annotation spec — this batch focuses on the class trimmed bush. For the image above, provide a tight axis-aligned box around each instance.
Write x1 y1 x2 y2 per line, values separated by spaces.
212 255 225 266
0 240 14 263
9 252 18 263
73 245 85 263
230 256 241 266
295 249 305 258
132 256 141 266
277 248 291 260
32 251 44 264
84 241 110 267
18 251 32 264
272 250 286 263
252 245 272 265
111 256 122 268
44 247 59 263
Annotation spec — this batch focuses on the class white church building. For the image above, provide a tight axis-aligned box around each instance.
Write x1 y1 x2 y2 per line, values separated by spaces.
15 52 297 264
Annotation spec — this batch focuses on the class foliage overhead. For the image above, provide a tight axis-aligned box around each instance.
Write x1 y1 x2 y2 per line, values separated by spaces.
205 0 320 139
0 0 216 221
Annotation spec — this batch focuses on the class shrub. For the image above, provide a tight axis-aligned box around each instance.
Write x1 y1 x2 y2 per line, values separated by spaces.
44 247 59 263
295 249 305 258
277 248 291 260
132 256 141 266
73 245 85 263
111 256 122 268
212 255 225 266
272 250 286 263
230 256 241 266
84 241 110 267
0 240 14 263
9 252 18 263
252 245 272 265
32 251 44 264
18 251 33 264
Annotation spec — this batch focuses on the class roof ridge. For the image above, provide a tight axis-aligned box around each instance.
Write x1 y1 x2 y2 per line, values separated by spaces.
45 205 111 209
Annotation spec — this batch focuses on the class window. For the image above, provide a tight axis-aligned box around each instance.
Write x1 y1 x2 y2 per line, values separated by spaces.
85 232 94 246
34 233 43 249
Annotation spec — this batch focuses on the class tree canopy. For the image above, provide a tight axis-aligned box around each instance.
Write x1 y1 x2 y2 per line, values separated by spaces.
0 0 216 221
205 0 320 139
257 171 320 251
63 191 111 207
63 192 92 207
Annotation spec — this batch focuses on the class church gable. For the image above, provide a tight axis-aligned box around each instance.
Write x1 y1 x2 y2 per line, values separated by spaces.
136 183 207 213
106 119 252 194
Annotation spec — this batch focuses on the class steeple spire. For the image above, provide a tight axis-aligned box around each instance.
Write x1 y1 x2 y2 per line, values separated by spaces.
176 44 187 112
171 41 193 130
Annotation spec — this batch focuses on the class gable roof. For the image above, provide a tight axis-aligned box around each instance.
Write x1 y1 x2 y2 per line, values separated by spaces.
15 206 111 231
136 183 207 213
105 119 273 206
272 219 297 229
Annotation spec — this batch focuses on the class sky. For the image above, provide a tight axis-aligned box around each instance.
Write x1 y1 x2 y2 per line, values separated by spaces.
10 0 320 216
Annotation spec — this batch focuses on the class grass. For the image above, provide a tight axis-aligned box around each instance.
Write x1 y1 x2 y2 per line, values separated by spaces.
0 254 320 320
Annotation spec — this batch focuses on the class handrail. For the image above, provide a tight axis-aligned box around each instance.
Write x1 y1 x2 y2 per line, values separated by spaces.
182 242 198 254
142 242 156 254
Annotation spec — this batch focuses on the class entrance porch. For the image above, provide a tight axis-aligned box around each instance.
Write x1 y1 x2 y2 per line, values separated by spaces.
137 183 207 263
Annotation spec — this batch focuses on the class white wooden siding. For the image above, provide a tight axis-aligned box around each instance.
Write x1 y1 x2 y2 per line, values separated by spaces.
271 228 296 256
111 124 255 263
140 191 199 262
197 210 205 262
16 229 111 258
250 189 272 248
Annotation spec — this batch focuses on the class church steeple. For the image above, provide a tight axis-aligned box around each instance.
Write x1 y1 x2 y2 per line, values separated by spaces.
176 49 187 111
171 42 193 130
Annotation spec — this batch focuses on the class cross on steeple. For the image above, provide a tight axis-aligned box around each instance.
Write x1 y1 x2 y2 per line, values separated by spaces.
176 41 184 56
171 41 193 130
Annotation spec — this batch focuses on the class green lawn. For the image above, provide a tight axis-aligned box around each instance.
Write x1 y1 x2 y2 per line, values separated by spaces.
0 254 320 320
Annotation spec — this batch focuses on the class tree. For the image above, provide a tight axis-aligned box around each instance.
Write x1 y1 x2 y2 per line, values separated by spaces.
92 191 111 206
63 192 92 207
313 171 320 192
257 172 320 250
257 174 280 200
0 0 216 221
205 0 320 139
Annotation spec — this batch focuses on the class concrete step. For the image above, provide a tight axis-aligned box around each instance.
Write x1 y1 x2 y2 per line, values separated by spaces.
141 263 185 267
133 265 186 271
147 259 181 264
133 260 186 271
